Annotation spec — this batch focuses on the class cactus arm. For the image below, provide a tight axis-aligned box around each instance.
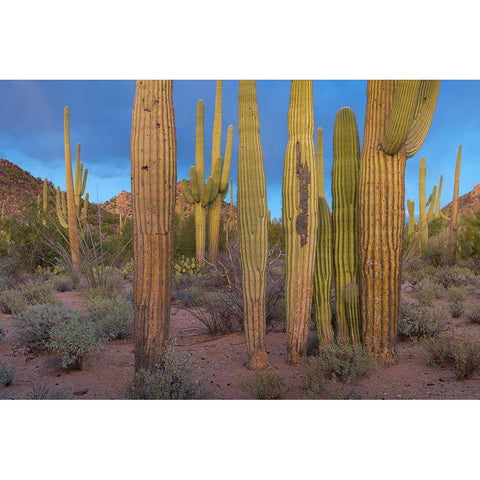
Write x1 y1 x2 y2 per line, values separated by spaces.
189 166 201 203
404 80 441 159
180 179 195 204
201 177 215 207
211 80 223 168
381 80 421 155
210 157 223 196
220 124 233 193
195 99 205 197
426 185 437 222
56 187 68 229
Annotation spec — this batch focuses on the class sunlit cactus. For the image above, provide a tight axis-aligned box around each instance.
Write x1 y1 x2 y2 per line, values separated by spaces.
359 80 440 360
131 80 176 371
448 145 462 264
238 80 269 369
283 80 318 364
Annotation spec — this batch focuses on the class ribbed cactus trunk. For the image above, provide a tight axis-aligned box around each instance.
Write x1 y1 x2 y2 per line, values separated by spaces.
238 80 269 369
406 199 417 239
359 81 406 360
283 80 318 364
131 80 176 371
63 106 80 279
208 80 223 262
332 107 361 344
359 79 440 360
448 145 462 264
418 157 428 248
193 99 206 262
313 127 334 344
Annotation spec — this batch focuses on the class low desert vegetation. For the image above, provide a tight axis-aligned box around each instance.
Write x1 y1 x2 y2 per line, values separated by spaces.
239 370 289 399
0 362 16 386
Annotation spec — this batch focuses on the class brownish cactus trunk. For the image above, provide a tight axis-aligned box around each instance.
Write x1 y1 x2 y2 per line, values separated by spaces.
359 80 406 361
131 80 176 371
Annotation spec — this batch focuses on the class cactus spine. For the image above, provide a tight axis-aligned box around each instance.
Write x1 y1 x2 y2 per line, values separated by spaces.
313 127 334 344
359 80 440 360
332 107 361 344
448 145 462 264
238 80 269 369
283 80 318 364
131 80 176 371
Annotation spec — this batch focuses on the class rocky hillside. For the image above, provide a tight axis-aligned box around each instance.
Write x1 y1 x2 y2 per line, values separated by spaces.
442 184 480 217
0 158 53 216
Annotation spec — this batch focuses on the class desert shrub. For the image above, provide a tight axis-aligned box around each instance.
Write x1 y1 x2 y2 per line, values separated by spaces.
81 266 124 299
173 255 201 276
12 303 78 353
0 279 59 314
125 345 203 399
428 217 449 238
122 259 133 279
51 275 74 292
424 230 450 266
307 334 320 356
174 212 196 259
268 218 284 250
48 318 102 370
457 212 480 262
0 326 5 341
0 362 16 386
239 370 289 399
447 286 469 318
24 381 71 400
465 305 480 324
434 265 478 289
398 300 450 340
304 372 361 399
85 296 133 340
424 334 480 380
307 343 374 384
412 277 445 305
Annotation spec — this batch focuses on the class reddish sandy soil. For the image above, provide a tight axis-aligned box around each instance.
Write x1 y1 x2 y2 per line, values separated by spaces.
1 284 480 400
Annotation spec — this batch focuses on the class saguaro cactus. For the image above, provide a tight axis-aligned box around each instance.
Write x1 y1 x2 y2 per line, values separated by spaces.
448 145 462 264
37 178 48 226
406 199 417 239
434 175 450 220
332 107 361 344
283 80 318 364
359 80 440 360
207 80 233 262
418 157 428 248
131 80 176 371
238 80 269 369
313 127 334 344
63 106 81 277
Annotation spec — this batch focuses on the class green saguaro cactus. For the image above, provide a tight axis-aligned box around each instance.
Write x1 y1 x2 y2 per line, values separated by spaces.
426 185 437 223
434 175 450 220
283 80 318 364
418 157 428 248
37 178 49 226
359 80 440 360
332 107 361 344
131 80 176 371
406 199 417 239
448 145 462 264
207 80 233 262
238 80 269 369
313 127 334 344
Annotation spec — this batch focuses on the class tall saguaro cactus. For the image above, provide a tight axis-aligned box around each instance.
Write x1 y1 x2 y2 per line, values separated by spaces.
238 80 269 369
63 106 81 277
418 157 428 248
448 145 462 264
131 80 176 371
406 199 417 238
332 107 361 344
313 127 334 344
207 80 233 262
283 80 318 364
359 80 440 360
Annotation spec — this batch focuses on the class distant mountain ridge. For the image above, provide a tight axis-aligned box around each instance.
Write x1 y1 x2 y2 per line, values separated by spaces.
442 184 480 217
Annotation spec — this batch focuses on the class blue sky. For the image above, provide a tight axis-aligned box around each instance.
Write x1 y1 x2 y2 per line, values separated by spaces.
0 80 478 219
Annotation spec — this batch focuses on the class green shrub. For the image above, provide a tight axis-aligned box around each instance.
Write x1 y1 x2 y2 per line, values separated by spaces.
239 370 289 399
48 318 103 370
82 265 124 300
0 279 59 314
447 286 469 318
307 343 375 384
12 303 77 353
24 382 71 400
434 266 478 289
0 362 16 386
85 296 133 340
304 373 361 400
465 305 480 325
51 275 74 292
125 345 203 399
424 334 480 380
398 300 450 341
412 277 445 305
